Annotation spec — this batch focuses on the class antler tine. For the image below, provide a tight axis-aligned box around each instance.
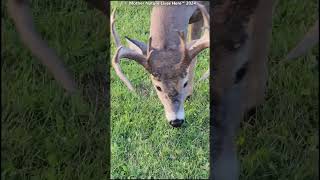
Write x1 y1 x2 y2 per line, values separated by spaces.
146 36 155 69
198 3 209 35
177 31 186 51
111 8 121 47
111 8 151 91
7 0 77 93
176 31 191 68
188 3 210 60
112 45 152 91
285 19 319 60
147 36 153 55
112 46 134 91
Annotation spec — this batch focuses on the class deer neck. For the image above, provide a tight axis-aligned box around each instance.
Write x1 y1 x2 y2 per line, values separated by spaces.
150 5 198 50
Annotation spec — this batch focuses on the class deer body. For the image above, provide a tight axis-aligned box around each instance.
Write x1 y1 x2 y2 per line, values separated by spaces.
150 5 197 49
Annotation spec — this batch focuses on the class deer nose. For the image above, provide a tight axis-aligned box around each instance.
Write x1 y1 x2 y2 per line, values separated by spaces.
169 119 184 128
173 99 180 106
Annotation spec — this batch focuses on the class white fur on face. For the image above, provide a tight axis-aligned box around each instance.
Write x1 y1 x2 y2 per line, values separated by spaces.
151 75 188 122
165 105 185 121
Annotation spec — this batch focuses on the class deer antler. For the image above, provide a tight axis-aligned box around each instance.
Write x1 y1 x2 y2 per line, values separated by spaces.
285 20 319 60
176 31 191 69
188 3 210 60
177 3 209 70
111 8 152 91
7 0 77 93
147 36 153 56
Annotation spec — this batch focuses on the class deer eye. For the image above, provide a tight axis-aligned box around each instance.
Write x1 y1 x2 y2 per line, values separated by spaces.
183 81 188 88
156 86 162 91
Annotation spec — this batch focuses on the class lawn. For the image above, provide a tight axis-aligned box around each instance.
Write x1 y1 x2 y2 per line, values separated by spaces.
110 1 210 179
1 0 109 179
238 0 319 179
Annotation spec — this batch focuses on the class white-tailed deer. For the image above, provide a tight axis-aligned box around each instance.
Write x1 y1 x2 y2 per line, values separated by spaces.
111 2 210 127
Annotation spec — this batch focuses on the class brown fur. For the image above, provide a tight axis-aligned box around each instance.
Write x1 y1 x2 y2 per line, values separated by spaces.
148 49 187 80
211 0 276 179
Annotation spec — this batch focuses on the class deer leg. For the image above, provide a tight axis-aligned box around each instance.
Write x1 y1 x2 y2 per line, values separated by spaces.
187 20 203 97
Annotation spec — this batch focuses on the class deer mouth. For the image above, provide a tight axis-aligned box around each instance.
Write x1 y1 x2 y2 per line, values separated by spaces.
165 106 185 128
169 119 184 128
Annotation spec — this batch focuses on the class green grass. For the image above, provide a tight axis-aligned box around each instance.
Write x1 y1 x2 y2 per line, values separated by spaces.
1 0 109 179
238 1 319 179
110 2 209 179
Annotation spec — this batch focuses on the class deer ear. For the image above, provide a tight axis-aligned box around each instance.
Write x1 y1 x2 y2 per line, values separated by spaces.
125 36 147 55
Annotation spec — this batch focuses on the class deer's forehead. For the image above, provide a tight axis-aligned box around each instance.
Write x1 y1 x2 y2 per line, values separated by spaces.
150 49 182 67
149 49 187 79
152 69 187 83
152 67 187 80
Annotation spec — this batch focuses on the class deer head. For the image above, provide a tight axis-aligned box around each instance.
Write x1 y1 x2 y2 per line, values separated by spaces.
111 3 209 127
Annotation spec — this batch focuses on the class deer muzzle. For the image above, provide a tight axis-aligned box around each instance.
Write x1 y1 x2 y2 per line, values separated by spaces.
164 101 185 128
